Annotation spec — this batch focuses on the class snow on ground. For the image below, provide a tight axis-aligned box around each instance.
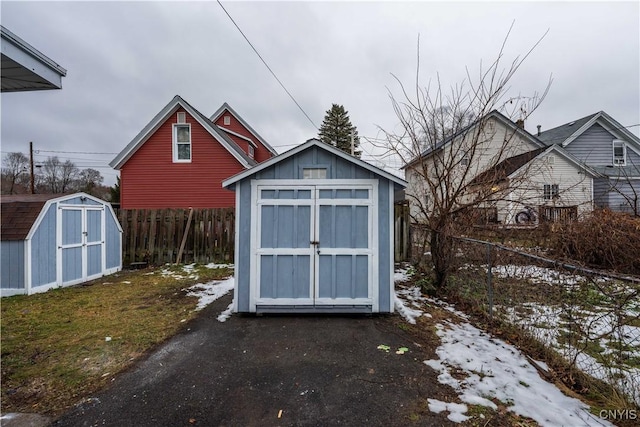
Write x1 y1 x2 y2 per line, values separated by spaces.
423 321 613 426
394 291 424 324
394 268 413 283
427 398 469 423
185 277 234 312
159 263 233 281
217 302 234 322
461 263 640 405
205 263 234 269
502 301 640 405
393 269 614 426
394 267 432 324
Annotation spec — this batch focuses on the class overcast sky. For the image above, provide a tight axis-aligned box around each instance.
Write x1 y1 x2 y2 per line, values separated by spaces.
2 1 639 185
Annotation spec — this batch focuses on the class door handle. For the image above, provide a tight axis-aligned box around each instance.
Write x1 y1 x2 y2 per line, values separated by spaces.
310 241 319 246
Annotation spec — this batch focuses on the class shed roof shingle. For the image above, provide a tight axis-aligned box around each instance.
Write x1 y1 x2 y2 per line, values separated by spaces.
1 194 59 241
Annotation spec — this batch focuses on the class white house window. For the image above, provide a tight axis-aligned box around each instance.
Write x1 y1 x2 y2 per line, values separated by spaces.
613 140 626 165
223 115 231 125
460 154 470 166
543 184 559 200
177 112 186 124
547 155 555 165
303 168 327 179
173 124 191 162
248 145 255 159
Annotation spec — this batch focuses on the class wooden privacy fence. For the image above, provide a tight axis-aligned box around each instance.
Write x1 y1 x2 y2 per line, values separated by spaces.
115 208 235 266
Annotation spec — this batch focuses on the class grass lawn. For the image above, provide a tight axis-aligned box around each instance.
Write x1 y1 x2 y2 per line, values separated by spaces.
1 263 232 416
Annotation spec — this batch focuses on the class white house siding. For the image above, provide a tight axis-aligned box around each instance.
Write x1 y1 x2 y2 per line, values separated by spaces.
405 116 540 222
507 152 593 223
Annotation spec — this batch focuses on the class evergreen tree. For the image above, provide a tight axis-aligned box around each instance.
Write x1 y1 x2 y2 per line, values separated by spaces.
318 104 361 157
110 176 121 203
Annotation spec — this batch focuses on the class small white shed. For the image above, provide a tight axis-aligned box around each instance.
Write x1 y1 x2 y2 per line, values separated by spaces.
1 193 122 296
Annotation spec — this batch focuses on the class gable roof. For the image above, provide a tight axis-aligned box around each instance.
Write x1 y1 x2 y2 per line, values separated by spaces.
510 144 599 179
210 102 278 156
538 111 640 154
403 110 546 169
109 96 255 170
223 138 406 189
470 147 547 186
471 144 599 187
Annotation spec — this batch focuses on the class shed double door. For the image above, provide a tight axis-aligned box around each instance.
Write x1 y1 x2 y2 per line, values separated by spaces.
254 183 377 309
59 207 104 284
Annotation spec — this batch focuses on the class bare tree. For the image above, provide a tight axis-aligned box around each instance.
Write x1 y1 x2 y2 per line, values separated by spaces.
77 168 104 195
40 156 79 194
376 26 555 290
1 152 29 194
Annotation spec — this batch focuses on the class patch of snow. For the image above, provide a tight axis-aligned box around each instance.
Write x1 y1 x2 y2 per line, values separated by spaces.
491 264 589 286
205 263 234 269
424 321 613 427
394 291 423 324
459 393 497 410
394 268 412 283
185 277 234 311
501 301 640 405
217 302 234 322
427 398 470 423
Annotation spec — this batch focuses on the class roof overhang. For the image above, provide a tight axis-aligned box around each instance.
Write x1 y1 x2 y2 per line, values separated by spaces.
1 25 67 92
223 138 407 190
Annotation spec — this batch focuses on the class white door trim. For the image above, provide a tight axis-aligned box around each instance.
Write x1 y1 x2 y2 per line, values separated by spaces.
250 180 378 311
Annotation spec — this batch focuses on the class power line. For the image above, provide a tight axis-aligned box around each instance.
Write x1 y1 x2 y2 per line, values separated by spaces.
217 0 318 131
36 150 117 155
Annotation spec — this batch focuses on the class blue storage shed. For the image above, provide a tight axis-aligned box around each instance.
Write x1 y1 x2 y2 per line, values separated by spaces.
1 193 122 296
223 139 406 314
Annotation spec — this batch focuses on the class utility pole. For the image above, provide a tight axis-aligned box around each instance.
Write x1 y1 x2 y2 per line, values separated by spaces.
29 141 35 194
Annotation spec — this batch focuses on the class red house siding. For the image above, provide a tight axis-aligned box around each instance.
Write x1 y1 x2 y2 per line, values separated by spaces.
214 111 273 163
120 108 243 209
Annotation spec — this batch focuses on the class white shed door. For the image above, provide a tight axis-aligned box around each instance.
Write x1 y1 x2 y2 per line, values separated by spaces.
253 184 376 309
60 207 104 284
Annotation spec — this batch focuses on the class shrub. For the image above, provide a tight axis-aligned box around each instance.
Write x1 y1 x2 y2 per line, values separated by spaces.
551 209 640 275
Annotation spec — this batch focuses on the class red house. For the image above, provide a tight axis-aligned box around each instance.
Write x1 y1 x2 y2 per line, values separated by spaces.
110 96 277 208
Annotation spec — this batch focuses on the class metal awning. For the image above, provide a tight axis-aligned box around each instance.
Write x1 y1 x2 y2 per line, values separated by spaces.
1 25 67 92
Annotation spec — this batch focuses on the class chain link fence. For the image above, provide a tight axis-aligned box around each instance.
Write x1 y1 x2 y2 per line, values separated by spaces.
446 236 640 407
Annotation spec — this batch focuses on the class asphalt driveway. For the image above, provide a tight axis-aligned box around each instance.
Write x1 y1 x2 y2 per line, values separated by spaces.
51 293 458 426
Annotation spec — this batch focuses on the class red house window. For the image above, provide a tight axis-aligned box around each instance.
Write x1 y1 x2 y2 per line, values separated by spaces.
173 124 191 162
